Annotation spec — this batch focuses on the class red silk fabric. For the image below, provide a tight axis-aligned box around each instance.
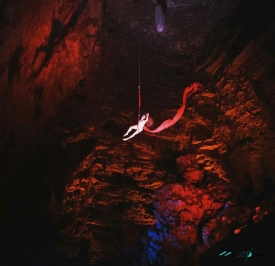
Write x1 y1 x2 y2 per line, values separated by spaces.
143 82 203 134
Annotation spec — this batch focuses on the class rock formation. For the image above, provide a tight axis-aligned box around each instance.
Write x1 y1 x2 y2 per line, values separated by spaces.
1 0 275 265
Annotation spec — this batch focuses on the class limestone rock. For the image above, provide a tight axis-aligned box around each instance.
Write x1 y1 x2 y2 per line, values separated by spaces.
183 169 203 183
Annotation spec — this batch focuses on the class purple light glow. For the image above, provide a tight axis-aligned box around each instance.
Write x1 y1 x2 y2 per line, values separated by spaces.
155 5 164 33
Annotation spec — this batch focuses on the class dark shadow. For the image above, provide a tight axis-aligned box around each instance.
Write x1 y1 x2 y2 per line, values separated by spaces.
32 0 88 77
263 177 275 197
157 0 167 14
103 119 125 137
118 242 144 266
77 239 90 263
33 86 44 120
8 44 24 85
0 133 14 178
201 212 275 266
70 89 87 107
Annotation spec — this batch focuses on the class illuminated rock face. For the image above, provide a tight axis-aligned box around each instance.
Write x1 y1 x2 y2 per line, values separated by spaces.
1 0 275 265
0 0 104 184
142 169 232 264
176 155 203 183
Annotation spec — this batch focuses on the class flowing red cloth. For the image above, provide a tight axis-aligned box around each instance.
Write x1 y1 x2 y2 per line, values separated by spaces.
143 82 203 133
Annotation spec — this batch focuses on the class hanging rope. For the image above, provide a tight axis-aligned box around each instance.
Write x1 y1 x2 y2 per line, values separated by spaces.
123 82 203 141
138 43 141 124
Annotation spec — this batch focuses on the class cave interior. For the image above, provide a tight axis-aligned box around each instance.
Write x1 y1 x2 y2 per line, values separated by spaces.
1 0 275 265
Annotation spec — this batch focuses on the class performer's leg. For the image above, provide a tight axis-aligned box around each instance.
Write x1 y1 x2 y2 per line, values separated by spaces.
123 130 139 141
123 125 138 136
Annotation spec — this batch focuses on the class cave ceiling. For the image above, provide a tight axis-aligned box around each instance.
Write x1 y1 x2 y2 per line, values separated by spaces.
1 0 275 265
103 0 240 82
105 0 237 57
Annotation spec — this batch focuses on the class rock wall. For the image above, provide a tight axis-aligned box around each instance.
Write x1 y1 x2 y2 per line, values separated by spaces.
195 0 275 194
1 0 275 265
0 0 103 178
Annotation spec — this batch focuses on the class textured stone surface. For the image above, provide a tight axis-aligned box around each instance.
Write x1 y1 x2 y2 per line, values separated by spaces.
1 0 275 265
142 174 231 264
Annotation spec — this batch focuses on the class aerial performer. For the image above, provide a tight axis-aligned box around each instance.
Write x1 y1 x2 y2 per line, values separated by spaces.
123 82 203 141
123 113 149 141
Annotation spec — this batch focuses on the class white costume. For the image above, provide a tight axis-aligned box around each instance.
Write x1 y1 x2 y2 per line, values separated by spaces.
123 113 149 141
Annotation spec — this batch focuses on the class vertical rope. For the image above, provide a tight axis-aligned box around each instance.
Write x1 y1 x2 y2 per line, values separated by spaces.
138 43 141 124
